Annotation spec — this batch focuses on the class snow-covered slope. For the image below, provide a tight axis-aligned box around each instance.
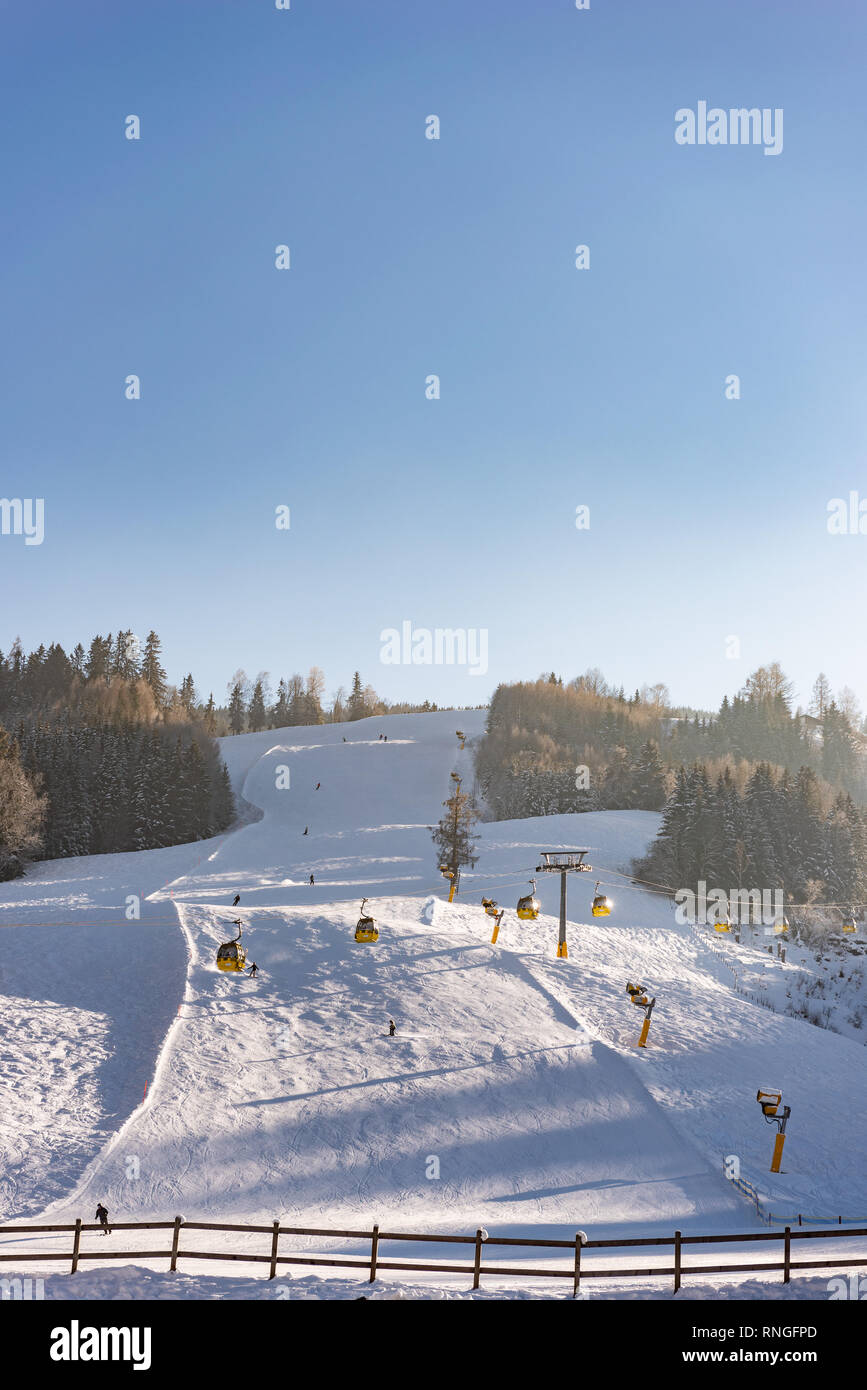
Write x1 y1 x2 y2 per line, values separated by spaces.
2 709 866 1291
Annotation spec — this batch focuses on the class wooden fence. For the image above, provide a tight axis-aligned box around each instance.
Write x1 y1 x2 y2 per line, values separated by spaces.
1 1218 866 1294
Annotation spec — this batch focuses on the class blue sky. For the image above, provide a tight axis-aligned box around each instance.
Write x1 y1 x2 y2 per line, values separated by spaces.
2 0 866 714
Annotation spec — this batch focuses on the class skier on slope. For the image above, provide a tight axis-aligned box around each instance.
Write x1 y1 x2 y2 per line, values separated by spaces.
95 1203 111 1236
248 962 258 978
315 783 320 790
303 826 308 835
232 894 240 907
388 1019 396 1037
309 873 315 885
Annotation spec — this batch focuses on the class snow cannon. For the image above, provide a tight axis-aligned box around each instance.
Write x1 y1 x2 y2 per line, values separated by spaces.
481 897 500 918
216 919 248 973
756 1089 791 1173
626 982 656 1047
354 898 379 944
756 1088 782 1118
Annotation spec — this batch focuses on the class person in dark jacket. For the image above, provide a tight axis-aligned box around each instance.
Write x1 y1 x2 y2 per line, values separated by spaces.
95 1203 111 1235
309 873 315 885
232 894 240 907
388 1019 396 1037
248 962 258 977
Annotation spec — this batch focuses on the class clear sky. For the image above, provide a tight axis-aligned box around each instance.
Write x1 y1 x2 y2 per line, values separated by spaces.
2 0 866 714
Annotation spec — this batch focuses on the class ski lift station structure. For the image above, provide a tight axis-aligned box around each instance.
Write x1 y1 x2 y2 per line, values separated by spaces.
536 849 593 959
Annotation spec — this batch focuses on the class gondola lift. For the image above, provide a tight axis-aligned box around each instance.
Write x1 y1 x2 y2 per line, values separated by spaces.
711 904 733 933
354 898 379 943
842 910 857 934
516 879 540 921
216 918 248 973
591 881 613 917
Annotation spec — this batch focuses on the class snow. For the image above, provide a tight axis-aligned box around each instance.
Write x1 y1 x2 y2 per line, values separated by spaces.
1 708 865 1299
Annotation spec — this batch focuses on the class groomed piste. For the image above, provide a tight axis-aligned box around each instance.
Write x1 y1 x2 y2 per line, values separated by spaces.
1 709 866 1296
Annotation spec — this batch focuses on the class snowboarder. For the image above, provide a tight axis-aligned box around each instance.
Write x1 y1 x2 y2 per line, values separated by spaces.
303 826 308 835
309 873 315 886
248 962 258 977
232 894 240 907
388 1019 396 1037
95 1203 111 1236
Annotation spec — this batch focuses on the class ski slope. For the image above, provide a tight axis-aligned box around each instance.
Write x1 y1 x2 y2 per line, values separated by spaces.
2 710 866 1294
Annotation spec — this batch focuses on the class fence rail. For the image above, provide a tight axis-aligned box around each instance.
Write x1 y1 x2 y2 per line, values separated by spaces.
1 1218 866 1294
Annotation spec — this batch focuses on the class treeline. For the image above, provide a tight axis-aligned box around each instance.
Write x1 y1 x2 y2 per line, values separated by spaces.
475 665 867 821
636 763 867 906
0 627 460 877
0 633 451 737
0 631 235 878
224 668 446 734
476 674 675 818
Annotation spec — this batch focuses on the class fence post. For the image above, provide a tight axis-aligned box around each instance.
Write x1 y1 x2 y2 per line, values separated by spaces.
572 1233 582 1298
71 1219 82 1274
369 1224 379 1283
170 1216 183 1272
268 1221 280 1280
673 1230 682 1293
472 1229 484 1291
783 1226 791 1284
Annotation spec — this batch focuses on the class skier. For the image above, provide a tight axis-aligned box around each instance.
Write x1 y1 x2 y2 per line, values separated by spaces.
379 733 383 740
315 783 320 790
95 1202 111 1236
232 894 240 907
248 962 258 978
388 1019 396 1037
343 736 346 742
384 735 387 742
309 873 315 886
303 826 308 835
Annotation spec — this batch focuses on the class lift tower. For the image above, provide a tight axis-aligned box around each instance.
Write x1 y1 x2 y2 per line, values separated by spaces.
536 850 593 958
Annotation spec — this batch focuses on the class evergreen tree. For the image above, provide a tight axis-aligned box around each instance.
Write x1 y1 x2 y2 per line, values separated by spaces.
272 679 291 728
203 693 217 736
141 631 167 706
347 671 366 720
227 671 248 735
248 678 268 733
432 778 480 876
